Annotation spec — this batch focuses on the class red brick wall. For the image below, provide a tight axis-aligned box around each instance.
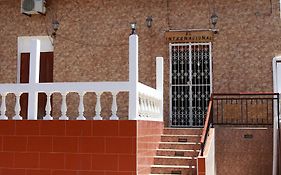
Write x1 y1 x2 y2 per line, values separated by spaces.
0 120 138 175
137 121 163 174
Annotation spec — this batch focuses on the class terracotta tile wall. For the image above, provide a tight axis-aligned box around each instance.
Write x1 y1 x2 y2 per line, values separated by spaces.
1 0 280 125
0 120 137 175
137 121 163 174
215 127 273 175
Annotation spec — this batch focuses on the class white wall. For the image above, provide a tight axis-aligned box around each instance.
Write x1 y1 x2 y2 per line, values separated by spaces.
205 129 216 175
277 63 281 93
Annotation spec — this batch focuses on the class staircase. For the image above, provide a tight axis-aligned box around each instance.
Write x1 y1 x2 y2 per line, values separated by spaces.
150 128 202 175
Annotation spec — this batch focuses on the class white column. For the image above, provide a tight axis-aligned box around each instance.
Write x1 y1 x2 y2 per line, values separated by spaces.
156 57 164 121
128 34 139 120
110 91 119 120
28 39 40 120
77 92 86 120
94 92 103 120
44 92 53 120
0 93 7 120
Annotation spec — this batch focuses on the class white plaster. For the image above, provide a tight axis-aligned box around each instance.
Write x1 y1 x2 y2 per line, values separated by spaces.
205 129 216 175
128 34 139 120
272 56 281 175
27 39 41 120
17 36 53 83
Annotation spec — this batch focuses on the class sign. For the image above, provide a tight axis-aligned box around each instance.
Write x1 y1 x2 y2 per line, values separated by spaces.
165 30 213 43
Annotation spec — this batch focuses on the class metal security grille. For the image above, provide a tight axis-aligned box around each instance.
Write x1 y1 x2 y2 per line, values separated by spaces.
170 43 212 127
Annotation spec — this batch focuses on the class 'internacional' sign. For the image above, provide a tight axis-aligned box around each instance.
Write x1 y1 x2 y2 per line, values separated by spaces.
165 30 213 43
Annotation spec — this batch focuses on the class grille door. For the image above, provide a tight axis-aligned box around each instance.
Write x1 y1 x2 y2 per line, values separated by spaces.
170 43 212 127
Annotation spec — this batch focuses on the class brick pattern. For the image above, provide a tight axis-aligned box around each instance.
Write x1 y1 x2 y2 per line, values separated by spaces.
137 121 163 174
0 120 137 175
1 0 280 126
215 127 273 175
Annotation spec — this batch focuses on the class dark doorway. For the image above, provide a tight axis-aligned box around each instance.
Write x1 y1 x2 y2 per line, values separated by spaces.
20 52 54 119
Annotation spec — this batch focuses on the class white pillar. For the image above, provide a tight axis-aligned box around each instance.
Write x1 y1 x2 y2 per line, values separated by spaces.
128 34 139 120
28 39 40 120
156 57 164 120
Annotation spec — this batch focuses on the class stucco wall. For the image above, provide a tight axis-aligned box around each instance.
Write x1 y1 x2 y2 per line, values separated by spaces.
215 127 273 175
1 0 281 123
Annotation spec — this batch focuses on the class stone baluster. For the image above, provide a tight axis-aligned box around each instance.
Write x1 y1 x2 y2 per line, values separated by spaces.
110 91 119 120
94 92 103 120
13 93 22 120
59 92 69 120
0 93 7 120
44 92 53 120
139 96 144 117
77 92 86 120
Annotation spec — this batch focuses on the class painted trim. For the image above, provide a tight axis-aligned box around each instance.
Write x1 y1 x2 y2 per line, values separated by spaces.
272 56 281 175
17 36 53 83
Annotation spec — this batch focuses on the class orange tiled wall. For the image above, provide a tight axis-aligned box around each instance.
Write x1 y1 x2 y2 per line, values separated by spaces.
137 121 163 174
0 120 137 175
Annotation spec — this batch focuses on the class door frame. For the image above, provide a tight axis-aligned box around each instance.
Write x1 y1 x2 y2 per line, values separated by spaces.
169 42 213 127
17 36 53 83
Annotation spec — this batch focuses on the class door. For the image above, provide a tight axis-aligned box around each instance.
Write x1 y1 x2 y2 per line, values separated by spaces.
20 52 54 119
170 43 212 127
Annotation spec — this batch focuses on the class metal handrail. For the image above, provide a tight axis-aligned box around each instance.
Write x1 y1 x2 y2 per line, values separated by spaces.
199 95 213 156
199 93 279 157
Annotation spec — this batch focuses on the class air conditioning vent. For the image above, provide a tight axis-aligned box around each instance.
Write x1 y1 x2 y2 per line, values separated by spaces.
21 0 46 15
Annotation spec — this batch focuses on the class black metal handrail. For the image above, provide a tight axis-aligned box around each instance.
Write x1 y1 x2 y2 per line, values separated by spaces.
199 92 279 157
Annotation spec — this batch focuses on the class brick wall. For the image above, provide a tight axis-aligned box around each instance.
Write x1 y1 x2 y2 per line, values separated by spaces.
0 120 138 175
1 0 281 124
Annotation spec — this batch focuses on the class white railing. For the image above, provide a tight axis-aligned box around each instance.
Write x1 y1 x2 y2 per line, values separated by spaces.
0 35 163 121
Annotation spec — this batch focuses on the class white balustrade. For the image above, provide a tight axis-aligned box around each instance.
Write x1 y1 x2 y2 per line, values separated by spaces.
94 92 103 120
0 93 7 120
59 92 69 120
110 91 119 120
44 92 53 120
77 92 86 120
0 35 164 121
13 92 22 120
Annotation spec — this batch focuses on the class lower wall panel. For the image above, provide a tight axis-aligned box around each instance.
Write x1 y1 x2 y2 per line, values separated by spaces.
215 127 273 175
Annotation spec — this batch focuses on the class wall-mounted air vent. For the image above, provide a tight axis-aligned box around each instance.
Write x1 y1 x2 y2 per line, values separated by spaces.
21 0 46 15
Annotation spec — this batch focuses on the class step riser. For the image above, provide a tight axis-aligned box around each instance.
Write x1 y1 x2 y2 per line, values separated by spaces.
151 167 196 175
156 150 199 157
154 158 196 166
163 129 202 135
159 144 200 150
161 136 201 143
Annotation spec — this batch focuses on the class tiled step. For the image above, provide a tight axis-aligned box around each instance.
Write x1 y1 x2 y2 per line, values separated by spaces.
154 156 196 166
156 149 200 157
161 134 201 143
163 128 202 135
158 142 200 150
151 165 196 175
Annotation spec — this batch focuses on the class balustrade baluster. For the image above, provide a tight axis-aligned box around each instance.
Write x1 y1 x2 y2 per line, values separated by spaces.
77 92 86 120
59 92 69 120
110 91 119 120
94 92 103 120
0 93 7 120
139 96 144 117
13 93 22 120
44 92 53 120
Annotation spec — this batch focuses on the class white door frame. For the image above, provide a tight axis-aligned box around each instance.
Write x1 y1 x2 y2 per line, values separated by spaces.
17 36 53 83
169 42 213 127
272 56 281 175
